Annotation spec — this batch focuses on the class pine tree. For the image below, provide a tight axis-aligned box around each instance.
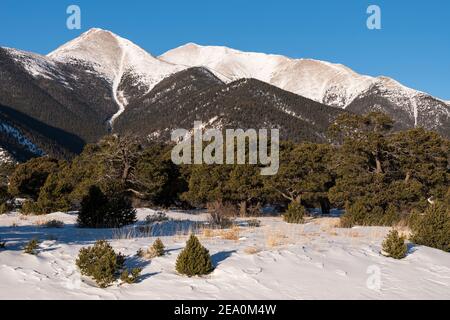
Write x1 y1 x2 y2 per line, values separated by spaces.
412 203 450 252
283 201 306 224
146 238 165 258
176 234 213 276
382 230 407 259
77 185 136 228
76 240 125 288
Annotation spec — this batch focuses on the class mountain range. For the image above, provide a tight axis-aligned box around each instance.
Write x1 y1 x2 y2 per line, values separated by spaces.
0 28 449 162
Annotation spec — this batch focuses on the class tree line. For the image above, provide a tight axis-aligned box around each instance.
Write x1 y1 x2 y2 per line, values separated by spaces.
0 112 449 228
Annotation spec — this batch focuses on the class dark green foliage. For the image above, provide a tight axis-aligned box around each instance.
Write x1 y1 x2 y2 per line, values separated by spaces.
151 238 165 257
382 230 407 259
283 201 306 224
76 240 125 288
176 234 213 276
8 157 61 200
135 143 186 206
20 200 42 215
0 202 11 215
24 239 39 255
77 185 136 228
411 203 450 252
268 142 335 214
120 268 142 284
340 200 399 228
35 172 71 214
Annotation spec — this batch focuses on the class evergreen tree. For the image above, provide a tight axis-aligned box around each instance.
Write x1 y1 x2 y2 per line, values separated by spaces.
135 143 186 205
176 234 213 276
382 230 407 259
412 203 450 252
267 142 334 213
283 201 306 224
8 157 62 200
77 185 136 228
76 240 125 288
150 238 165 257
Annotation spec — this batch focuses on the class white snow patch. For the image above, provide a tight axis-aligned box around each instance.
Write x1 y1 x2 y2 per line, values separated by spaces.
0 123 44 156
0 209 449 299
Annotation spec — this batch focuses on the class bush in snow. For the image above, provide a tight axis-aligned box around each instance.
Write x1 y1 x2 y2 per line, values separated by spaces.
76 240 125 288
340 199 398 228
24 239 39 255
43 219 64 228
411 203 450 252
382 230 407 259
0 240 5 249
283 201 305 224
77 185 136 228
144 211 169 224
176 234 213 276
120 268 142 284
149 238 165 258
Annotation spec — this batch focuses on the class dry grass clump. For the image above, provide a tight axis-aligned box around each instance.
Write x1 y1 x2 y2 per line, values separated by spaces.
243 246 261 255
265 231 289 248
201 226 241 241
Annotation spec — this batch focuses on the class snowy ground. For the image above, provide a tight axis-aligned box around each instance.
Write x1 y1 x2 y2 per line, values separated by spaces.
0 209 449 300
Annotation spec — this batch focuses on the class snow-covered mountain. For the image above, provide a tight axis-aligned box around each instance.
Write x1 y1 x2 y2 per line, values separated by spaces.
0 28 449 162
48 28 186 124
160 43 376 107
160 43 450 134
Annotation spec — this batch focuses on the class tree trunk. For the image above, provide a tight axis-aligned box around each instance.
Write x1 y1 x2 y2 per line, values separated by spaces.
375 156 383 174
319 198 331 215
404 171 411 183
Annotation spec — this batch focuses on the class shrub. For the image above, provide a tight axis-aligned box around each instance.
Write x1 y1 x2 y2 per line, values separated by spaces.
20 200 43 215
142 238 166 259
382 230 408 259
43 220 64 228
0 240 5 249
151 238 165 257
8 157 61 200
76 240 125 288
24 239 39 254
340 200 399 228
0 202 11 215
244 219 261 228
283 201 306 224
77 185 136 228
144 212 169 224
411 203 450 252
120 268 142 284
176 234 213 276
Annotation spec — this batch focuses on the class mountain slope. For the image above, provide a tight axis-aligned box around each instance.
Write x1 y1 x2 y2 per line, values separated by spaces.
115 67 345 142
160 43 450 137
48 28 186 124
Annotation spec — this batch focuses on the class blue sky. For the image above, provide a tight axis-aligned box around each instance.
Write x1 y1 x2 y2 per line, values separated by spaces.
1 0 449 100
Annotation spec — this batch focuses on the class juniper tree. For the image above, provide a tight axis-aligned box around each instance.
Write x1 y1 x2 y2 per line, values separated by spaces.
283 201 306 224
176 234 213 276
8 157 62 200
382 229 408 259
267 142 335 213
412 203 450 252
